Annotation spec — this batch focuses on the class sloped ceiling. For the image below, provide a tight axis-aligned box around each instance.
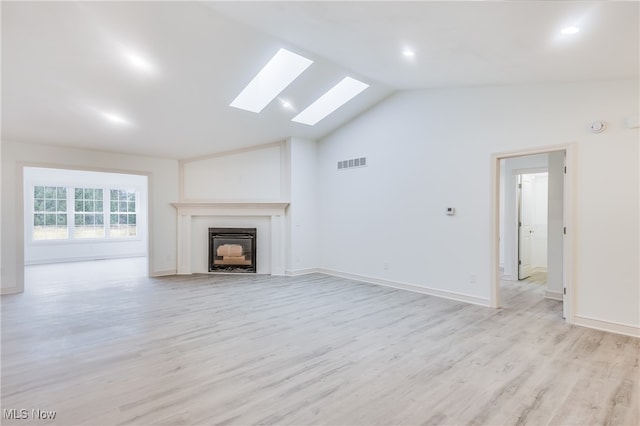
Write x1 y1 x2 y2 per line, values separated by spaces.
2 1 638 159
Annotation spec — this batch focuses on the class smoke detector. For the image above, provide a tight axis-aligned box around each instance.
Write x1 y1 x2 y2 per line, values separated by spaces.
588 121 606 133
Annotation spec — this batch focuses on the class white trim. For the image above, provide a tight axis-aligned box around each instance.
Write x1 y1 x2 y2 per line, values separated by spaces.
271 214 286 276
316 268 490 307
285 268 320 276
544 290 563 301
171 202 289 212
150 269 176 277
490 143 575 323
172 202 289 276
1 286 20 295
13 162 153 292
574 315 640 338
24 253 147 266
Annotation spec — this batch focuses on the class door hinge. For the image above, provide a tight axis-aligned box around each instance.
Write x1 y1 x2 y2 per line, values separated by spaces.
518 260 522 265
518 183 522 188
563 226 567 235
563 288 567 295
564 166 567 174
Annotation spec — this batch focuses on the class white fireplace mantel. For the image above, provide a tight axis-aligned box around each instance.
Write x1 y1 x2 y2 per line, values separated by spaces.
171 202 289 276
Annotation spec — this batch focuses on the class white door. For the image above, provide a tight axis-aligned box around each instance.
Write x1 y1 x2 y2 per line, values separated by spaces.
518 175 533 280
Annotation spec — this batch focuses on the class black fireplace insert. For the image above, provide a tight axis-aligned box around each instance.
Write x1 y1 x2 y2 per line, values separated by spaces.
209 228 256 273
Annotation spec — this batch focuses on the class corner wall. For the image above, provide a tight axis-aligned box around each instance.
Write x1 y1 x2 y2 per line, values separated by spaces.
1 141 179 293
317 79 639 334
286 138 318 275
547 151 565 298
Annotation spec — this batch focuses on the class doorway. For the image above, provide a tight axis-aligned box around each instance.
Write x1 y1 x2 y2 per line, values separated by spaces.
21 166 150 290
491 145 574 323
517 172 548 281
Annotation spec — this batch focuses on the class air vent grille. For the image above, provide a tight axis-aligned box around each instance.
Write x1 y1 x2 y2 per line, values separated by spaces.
337 157 367 171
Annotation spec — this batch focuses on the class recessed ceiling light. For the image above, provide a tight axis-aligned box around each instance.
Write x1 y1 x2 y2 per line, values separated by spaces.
292 77 369 126
124 51 156 74
230 48 313 113
281 100 293 109
561 26 580 35
402 49 416 57
102 112 130 125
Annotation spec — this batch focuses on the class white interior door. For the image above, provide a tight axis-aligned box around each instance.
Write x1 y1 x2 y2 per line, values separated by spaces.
518 175 533 279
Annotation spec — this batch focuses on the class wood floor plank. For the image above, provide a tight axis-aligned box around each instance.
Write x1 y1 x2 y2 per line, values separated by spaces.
1 264 638 425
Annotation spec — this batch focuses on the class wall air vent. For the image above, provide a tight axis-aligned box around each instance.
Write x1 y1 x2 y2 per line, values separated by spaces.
337 157 367 171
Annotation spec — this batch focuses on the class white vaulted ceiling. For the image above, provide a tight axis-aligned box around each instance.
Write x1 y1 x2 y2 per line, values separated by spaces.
2 1 638 159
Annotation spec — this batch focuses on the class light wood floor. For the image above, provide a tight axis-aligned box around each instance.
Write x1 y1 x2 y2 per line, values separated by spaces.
2 263 638 425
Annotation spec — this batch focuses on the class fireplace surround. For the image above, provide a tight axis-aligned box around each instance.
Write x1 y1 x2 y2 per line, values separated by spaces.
209 228 256 273
171 202 288 275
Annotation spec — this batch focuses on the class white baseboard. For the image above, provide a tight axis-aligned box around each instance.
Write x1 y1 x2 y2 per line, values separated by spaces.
501 273 517 281
574 315 640 338
150 269 176 277
316 268 489 307
544 290 563 301
1 286 20 295
25 253 147 266
285 268 319 277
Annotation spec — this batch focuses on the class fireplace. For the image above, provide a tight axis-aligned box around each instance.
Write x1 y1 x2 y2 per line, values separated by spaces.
209 228 257 273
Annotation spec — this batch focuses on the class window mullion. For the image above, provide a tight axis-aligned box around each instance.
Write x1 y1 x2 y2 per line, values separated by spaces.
104 188 110 239
68 186 74 239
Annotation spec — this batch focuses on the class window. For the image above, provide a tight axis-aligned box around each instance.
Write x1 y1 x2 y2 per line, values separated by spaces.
74 188 104 238
110 189 137 237
33 186 68 240
31 186 138 241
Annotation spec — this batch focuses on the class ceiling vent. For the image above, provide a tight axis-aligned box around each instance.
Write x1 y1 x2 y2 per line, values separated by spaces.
337 157 367 171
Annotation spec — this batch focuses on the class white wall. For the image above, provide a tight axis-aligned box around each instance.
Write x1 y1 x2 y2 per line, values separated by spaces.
547 151 565 298
1 141 179 293
530 173 548 272
0 139 2 288
23 167 148 265
180 142 286 201
286 138 319 274
499 160 505 269
317 79 639 333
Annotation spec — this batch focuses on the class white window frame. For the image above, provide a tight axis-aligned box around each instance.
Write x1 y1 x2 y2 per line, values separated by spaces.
29 184 141 244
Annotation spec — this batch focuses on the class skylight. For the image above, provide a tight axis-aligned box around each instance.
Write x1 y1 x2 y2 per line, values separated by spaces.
292 77 369 126
230 48 313 113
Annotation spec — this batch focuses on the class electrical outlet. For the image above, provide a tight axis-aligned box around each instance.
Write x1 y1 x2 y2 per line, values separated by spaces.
470 274 477 284
383 262 389 270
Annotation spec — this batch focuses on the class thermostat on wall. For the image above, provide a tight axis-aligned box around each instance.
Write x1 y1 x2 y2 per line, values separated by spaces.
588 121 606 133
446 207 455 216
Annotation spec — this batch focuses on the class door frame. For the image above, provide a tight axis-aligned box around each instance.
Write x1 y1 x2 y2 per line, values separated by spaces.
490 143 575 324
517 174 530 280
14 162 152 293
